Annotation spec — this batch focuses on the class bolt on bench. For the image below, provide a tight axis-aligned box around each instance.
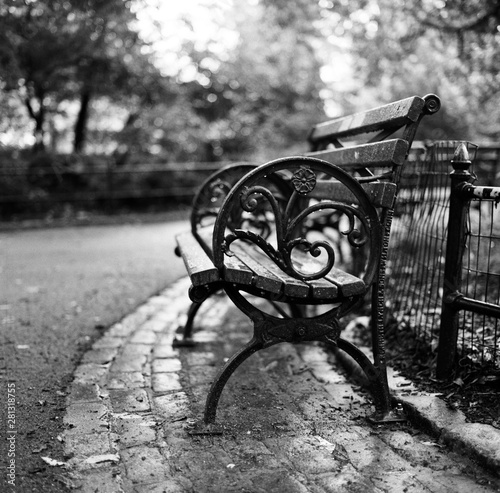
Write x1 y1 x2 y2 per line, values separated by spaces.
174 94 441 434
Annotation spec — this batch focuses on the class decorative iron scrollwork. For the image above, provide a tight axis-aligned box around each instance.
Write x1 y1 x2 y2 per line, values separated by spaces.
221 165 370 281
193 179 233 227
208 178 231 202
191 164 257 233
292 166 317 194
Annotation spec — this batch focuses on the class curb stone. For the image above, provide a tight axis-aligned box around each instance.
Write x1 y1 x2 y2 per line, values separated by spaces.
62 278 194 492
334 328 500 478
401 397 500 476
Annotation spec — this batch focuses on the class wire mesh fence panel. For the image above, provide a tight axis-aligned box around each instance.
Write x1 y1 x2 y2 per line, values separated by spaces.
460 198 500 369
387 143 455 347
385 141 500 373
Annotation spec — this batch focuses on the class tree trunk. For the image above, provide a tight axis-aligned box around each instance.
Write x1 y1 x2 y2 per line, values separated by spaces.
34 112 45 151
25 95 46 152
74 89 91 154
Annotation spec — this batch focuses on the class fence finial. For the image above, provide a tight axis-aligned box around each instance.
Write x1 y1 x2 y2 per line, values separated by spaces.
451 142 471 170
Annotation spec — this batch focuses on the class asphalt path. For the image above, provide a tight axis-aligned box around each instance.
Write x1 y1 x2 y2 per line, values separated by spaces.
1 218 189 492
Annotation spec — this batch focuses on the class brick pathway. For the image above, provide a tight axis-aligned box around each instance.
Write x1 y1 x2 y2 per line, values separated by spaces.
61 278 500 492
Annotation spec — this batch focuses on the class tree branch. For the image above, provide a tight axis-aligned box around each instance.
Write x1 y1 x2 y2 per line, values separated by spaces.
418 7 499 33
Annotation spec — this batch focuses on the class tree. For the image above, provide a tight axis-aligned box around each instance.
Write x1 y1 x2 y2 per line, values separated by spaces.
404 0 500 138
0 0 167 152
170 0 327 161
1 0 84 149
317 0 500 140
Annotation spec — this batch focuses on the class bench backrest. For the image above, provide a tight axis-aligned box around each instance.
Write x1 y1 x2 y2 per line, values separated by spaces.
307 94 441 190
191 95 440 240
208 95 441 294
188 95 440 294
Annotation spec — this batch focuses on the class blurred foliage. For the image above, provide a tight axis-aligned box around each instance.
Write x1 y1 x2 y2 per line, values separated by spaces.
0 0 174 152
319 0 500 140
0 0 499 163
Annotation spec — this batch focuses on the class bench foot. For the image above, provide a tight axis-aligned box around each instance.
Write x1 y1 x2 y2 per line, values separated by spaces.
187 421 224 436
172 337 196 348
367 408 407 425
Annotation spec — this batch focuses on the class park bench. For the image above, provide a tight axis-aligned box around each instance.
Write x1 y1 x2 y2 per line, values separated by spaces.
174 94 441 434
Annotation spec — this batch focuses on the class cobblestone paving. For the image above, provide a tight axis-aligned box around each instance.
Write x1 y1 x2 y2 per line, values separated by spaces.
62 278 500 492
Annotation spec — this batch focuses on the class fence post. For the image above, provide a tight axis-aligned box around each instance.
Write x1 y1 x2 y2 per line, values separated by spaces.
436 143 473 379
107 160 115 213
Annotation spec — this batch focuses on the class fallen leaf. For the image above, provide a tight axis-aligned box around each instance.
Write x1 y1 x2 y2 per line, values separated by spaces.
314 435 337 454
41 457 67 467
262 361 278 372
32 445 47 453
481 375 500 384
84 454 120 465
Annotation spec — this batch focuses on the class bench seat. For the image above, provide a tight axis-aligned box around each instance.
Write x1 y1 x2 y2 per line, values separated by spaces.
176 228 366 304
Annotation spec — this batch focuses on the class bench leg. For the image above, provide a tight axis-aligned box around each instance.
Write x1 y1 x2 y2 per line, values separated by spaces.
334 338 405 423
173 284 222 347
188 336 268 435
172 301 203 347
187 284 403 433
205 336 264 422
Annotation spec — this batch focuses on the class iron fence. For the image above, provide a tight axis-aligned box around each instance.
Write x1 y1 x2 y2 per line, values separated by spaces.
387 141 500 376
0 160 241 219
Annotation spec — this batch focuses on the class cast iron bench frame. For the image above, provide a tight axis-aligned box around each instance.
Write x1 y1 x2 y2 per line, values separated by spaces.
174 94 441 434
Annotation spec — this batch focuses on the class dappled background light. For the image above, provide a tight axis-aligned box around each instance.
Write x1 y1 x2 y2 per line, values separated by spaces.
0 0 499 160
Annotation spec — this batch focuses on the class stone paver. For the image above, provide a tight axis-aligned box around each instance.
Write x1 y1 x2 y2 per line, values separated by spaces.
62 278 500 492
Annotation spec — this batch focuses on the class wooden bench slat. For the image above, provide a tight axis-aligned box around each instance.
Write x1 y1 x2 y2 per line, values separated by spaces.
223 253 255 286
236 244 343 301
290 250 366 299
196 228 255 286
227 237 351 301
281 250 338 299
175 231 220 287
231 244 284 294
234 242 311 298
197 225 339 301
307 139 409 168
326 267 366 297
310 279 340 300
184 226 365 301
308 96 424 143
313 181 397 208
